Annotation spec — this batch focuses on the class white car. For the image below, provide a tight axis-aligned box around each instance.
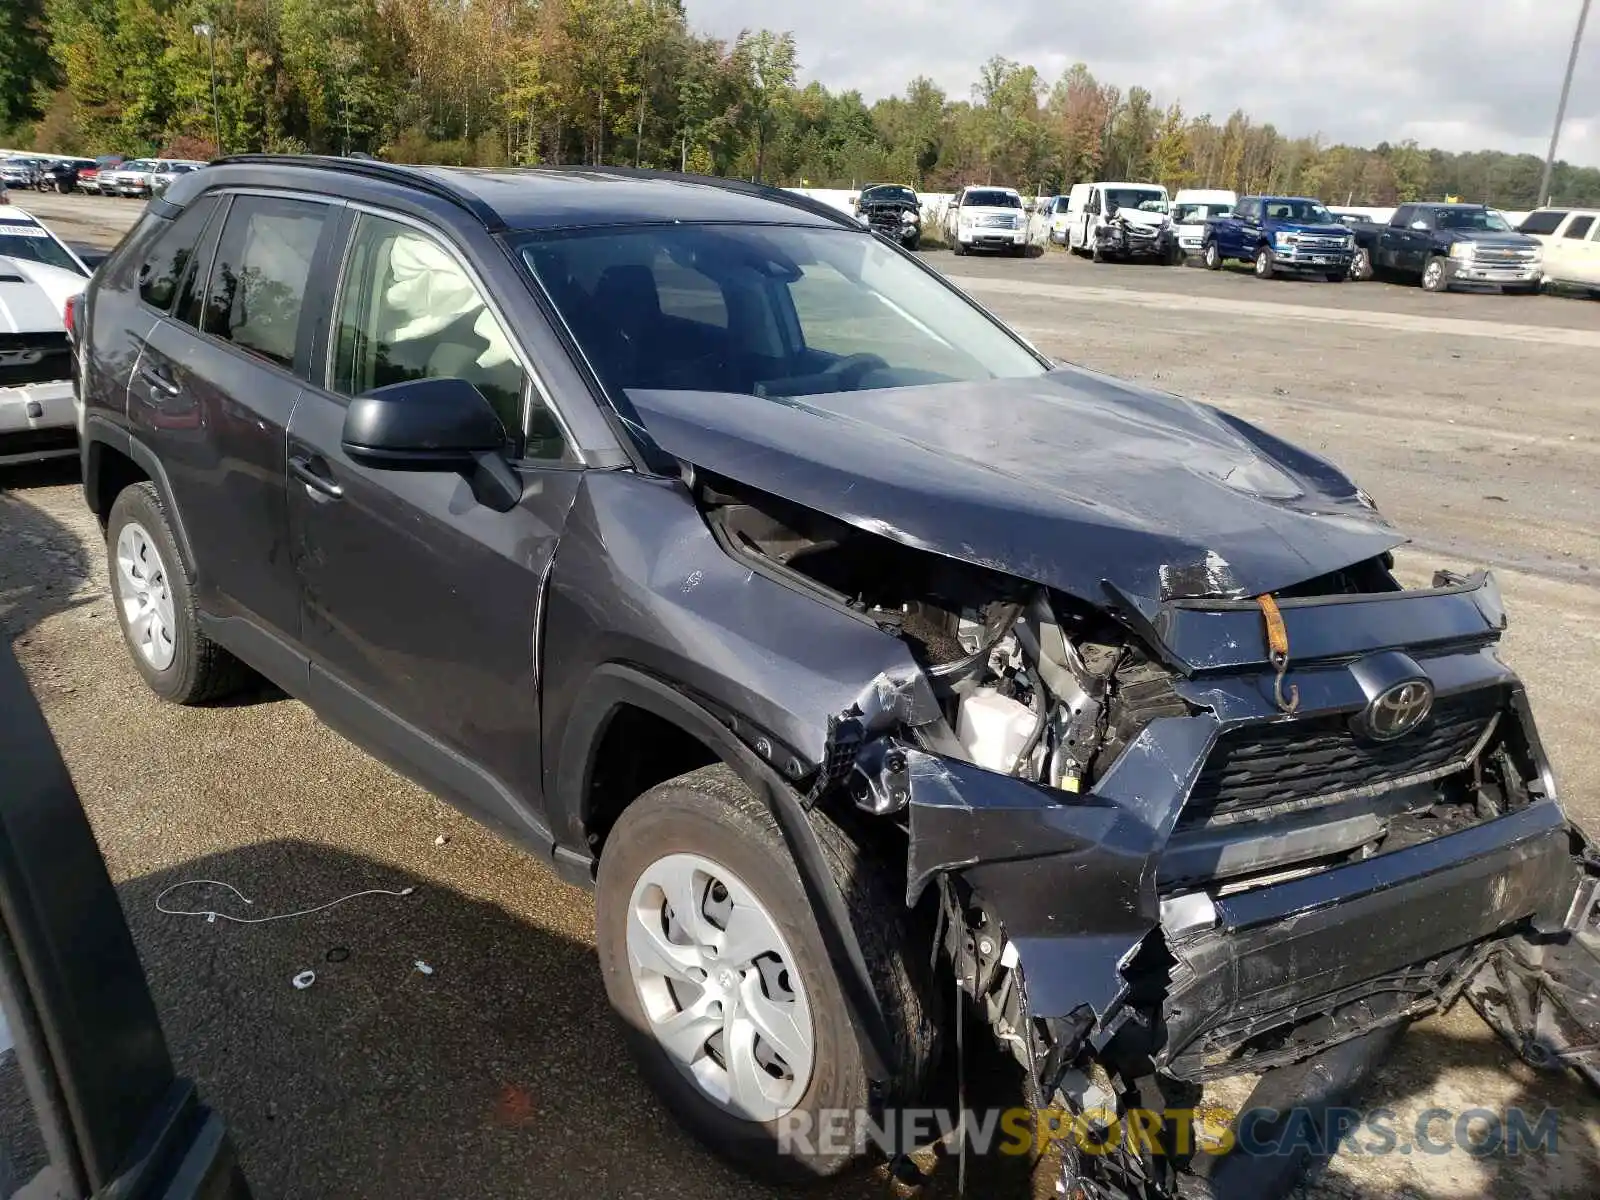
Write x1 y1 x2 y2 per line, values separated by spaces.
1043 195 1074 246
0 208 91 466
1171 188 1238 258
1061 182 1174 261
1519 207 1600 293
945 186 1029 256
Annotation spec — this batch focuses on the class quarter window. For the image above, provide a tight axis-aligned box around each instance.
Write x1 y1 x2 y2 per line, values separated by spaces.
137 197 218 312
202 195 328 370
1562 215 1594 239
331 214 555 455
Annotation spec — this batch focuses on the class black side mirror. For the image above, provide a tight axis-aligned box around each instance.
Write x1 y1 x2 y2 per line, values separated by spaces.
341 377 522 512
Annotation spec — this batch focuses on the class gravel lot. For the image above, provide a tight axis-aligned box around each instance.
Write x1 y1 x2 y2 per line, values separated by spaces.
3 194 1598 1199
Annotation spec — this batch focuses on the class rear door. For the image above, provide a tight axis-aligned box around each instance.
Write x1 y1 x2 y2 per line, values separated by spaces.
286 209 584 845
134 192 341 651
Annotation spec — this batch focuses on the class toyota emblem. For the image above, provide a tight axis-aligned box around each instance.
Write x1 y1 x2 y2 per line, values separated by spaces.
1360 679 1434 740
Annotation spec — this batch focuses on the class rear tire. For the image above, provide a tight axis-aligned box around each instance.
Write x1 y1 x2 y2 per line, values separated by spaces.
106 483 250 704
596 765 938 1182
1349 246 1374 281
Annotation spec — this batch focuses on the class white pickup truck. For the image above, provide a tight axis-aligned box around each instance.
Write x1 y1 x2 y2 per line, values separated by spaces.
1171 188 1238 258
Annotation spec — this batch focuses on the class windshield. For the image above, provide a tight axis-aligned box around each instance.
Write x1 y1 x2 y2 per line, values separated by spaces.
1435 207 1511 232
1105 189 1166 214
862 186 916 205
965 190 1021 209
0 221 86 276
519 224 1045 402
1172 202 1232 223
1262 199 1336 224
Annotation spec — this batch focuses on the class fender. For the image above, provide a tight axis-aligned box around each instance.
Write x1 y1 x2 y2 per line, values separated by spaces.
81 415 199 579
553 661 897 1084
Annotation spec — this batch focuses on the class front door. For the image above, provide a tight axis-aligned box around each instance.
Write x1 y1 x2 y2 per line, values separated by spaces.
286 210 583 846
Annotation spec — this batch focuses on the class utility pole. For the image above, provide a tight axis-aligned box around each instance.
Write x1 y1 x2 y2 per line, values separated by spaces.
1540 0 1592 206
193 23 222 155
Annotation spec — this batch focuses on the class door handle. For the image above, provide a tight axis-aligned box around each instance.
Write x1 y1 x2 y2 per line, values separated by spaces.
289 454 344 500
137 364 180 399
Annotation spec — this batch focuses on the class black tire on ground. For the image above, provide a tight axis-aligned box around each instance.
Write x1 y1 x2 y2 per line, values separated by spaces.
903 233 920 252
951 237 966 256
1254 246 1277 279
1092 244 1105 263
1421 257 1450 292
1203 240 1223 270
1349 246 1374 281
106 483 250 704
595 764 939 1182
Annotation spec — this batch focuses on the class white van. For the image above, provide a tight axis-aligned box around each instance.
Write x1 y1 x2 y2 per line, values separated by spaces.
1170 188 1238 257
1519 207 1600 291
1063 182 1173 261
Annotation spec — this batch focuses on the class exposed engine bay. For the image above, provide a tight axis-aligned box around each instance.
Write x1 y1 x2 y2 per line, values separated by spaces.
696 467 1600 1198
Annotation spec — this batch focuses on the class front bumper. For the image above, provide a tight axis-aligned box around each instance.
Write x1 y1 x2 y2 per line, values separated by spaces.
875 573 1598 1097
1447 258 1542 286
1 381 78 465
958 225 1027 248
1176 228 1206 254
1096 226 1176 259
1270 243 1355 271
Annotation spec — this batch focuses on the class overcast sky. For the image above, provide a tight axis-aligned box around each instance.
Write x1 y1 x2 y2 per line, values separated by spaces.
687 0 1599 168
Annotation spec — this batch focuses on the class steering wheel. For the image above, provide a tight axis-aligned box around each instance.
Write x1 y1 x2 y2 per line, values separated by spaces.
820 353 891 391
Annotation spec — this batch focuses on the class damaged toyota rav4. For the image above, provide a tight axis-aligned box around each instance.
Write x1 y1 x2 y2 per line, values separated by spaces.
78 158 1599 1198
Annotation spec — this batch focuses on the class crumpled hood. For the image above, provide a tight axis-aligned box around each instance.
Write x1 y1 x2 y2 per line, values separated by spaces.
627 369 1405 613
0 256 82 334
1111 208 1169 230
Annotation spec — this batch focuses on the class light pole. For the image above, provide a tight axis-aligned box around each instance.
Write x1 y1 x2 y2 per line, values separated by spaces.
1540 0 1592 206
193 22 223 155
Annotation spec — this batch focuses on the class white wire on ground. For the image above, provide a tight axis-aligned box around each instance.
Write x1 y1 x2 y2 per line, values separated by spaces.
155 879 415 924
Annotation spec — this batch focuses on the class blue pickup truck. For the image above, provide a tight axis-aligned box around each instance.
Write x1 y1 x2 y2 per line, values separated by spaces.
1201 195 1356 281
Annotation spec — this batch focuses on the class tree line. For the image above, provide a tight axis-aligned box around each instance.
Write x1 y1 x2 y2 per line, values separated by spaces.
4 0 1598 208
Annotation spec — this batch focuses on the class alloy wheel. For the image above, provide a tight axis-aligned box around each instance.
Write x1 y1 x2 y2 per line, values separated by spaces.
115 521 177 671
625 852 816 1122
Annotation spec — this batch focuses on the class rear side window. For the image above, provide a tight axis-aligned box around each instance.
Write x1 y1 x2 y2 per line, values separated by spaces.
137 196 219 312
1519 210 1568 235
1562 215 1594 239
203 195 328 370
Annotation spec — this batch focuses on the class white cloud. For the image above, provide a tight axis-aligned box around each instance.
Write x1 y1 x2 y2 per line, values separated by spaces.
685 0 1600 168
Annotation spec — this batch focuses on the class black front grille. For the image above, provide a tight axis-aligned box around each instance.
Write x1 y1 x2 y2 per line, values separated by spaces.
0 333 71 388
1182 688 1502 828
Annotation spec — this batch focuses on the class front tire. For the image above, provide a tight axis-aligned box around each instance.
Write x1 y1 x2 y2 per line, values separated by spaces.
1421 257 1450 292
596 765 937 1182
1203 240 1223 270
1254 246 1277 279
107 483 249 704
951 236 966 256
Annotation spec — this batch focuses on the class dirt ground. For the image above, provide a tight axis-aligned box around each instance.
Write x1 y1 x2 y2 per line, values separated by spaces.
3 194 1598 1199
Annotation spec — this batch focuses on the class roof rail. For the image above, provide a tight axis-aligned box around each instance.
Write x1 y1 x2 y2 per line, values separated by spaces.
549 166 862 231
208 154 506 231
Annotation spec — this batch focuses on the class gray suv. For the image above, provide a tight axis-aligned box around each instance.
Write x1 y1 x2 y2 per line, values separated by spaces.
75 156 1600 1199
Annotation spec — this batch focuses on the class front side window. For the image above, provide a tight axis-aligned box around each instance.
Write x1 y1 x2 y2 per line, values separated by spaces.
202 194 327 370
331 213 538 447
1434 207 1509 232
1264 199 1335 223
137 196 218 310
520 223 1045 402
1518 210 1568 235
1105 189 1165 214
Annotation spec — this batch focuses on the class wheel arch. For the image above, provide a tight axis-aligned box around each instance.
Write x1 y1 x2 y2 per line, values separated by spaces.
554 661 900 1084
82 419 197 578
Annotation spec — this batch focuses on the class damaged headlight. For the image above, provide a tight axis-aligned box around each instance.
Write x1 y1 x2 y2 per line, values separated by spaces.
902 209 919 225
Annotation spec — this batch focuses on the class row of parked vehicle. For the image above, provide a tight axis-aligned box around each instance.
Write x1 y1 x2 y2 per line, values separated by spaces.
0 153 208 199
1025 182 1600 297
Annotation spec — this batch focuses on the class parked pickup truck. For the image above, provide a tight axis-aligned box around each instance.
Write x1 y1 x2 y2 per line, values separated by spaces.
1202 195 1355 280
1347 203 1543 293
